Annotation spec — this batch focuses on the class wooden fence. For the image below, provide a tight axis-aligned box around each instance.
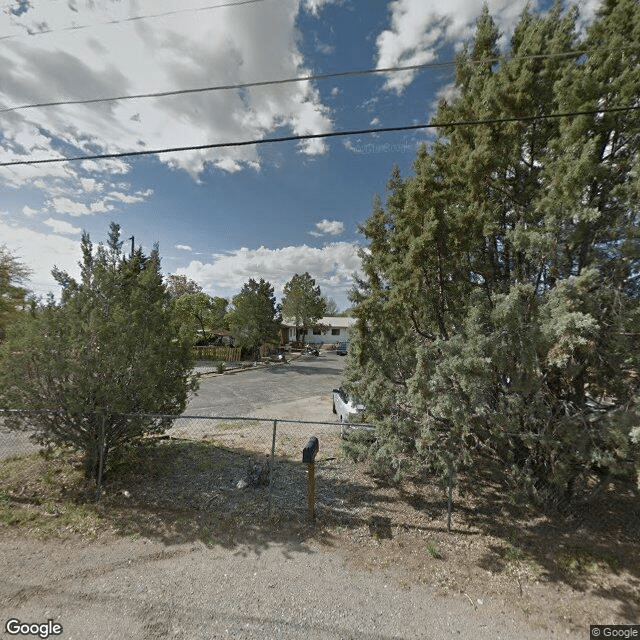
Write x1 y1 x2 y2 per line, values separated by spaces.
194 346 242 361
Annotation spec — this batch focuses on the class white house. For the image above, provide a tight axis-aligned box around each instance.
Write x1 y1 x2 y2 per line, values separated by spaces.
281 316 356 346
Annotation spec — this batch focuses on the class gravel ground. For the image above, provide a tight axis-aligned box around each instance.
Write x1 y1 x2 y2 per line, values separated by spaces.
1 533 560 640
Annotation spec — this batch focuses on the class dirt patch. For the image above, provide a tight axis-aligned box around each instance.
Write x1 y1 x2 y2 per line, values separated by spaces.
0 439 638 638
318 462 640 635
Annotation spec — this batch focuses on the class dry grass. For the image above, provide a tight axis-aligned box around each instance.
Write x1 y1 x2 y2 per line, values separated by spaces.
0 439 638 636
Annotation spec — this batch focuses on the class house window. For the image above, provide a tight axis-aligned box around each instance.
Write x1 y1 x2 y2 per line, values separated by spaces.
313 329 322 335
331 328 341 336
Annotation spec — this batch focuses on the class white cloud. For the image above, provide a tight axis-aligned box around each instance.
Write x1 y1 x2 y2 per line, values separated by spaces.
107 189 154 204
434 82 461 106
310 219 345 236
0 221 81 298
43 217 82 235
49 196 115 216
175 244 193 252
79 159 130 175
47 186 153 216
79 177 102 193
303 0 341 16
178 242 362 301
22 205 39 217
50 197 92 216
0 0 334 189
370 117 381 126
375 0 537 93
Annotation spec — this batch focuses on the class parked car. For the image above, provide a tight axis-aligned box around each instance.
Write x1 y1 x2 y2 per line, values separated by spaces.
336 341 348 356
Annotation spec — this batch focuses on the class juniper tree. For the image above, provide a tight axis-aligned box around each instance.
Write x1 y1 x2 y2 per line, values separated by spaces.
0 223 197 482
344 1 640 511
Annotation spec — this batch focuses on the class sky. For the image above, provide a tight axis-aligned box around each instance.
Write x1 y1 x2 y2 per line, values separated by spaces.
0 0 601 310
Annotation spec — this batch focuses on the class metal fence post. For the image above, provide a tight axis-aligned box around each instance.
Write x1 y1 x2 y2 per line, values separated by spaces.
447 464 454 533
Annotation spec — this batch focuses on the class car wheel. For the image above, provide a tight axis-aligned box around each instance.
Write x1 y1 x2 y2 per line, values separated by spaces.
332 401 336 414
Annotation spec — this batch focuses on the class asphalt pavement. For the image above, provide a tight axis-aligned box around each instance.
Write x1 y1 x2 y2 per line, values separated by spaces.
0 352 347 459
185 351 346 418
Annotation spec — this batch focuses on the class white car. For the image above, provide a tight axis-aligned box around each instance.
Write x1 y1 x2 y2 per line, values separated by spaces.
332 387 375 440
332 387 365 423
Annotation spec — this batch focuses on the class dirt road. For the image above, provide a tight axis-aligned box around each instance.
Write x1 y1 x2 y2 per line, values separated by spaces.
1 532 560 640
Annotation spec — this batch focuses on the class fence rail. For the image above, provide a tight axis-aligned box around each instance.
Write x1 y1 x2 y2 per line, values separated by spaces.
193 345 242 361
0 409 374 520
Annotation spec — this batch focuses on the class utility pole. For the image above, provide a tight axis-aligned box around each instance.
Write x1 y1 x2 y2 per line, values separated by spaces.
128 236 134 257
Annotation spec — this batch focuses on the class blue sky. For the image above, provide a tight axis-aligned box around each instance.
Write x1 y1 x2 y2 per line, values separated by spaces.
0 0 600 310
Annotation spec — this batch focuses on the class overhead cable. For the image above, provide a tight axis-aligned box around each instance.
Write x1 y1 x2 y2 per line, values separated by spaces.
1 104 638 168
0 0 266 41
0 50 597 114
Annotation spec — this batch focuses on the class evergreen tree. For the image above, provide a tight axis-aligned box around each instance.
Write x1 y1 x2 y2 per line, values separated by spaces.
226 278 280 355
0 245 31 340
344 2 640 512
0 223 196 482
281 272 327 342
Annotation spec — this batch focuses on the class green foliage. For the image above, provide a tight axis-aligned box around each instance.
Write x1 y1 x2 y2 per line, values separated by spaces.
165 274 203 299
0 245 32 339
322 296 339 316
426 541 442 559
226 278 280 354
281 272 327 341
165 274 228 342
172 292 227 342
344 2 640 509
0 223 197 482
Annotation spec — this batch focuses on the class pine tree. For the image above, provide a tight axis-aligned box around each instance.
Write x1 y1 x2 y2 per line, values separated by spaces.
281 272 327 343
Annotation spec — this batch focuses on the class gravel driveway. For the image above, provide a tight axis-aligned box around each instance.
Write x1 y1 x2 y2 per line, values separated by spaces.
1 533 558 640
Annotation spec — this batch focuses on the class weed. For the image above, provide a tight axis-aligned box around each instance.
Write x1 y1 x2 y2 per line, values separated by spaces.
426 540 442 559
557 548 620 574
505 542 523 563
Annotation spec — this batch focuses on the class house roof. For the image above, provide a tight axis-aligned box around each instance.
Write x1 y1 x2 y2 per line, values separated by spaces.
281 316 356 329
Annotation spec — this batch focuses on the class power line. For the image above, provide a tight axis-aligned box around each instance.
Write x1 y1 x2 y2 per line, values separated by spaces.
1 105 638 168
0 0 266 42
0 50 594 114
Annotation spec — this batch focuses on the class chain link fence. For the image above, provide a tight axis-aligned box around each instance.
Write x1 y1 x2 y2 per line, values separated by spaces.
2 409 628 523
0 409 372 522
